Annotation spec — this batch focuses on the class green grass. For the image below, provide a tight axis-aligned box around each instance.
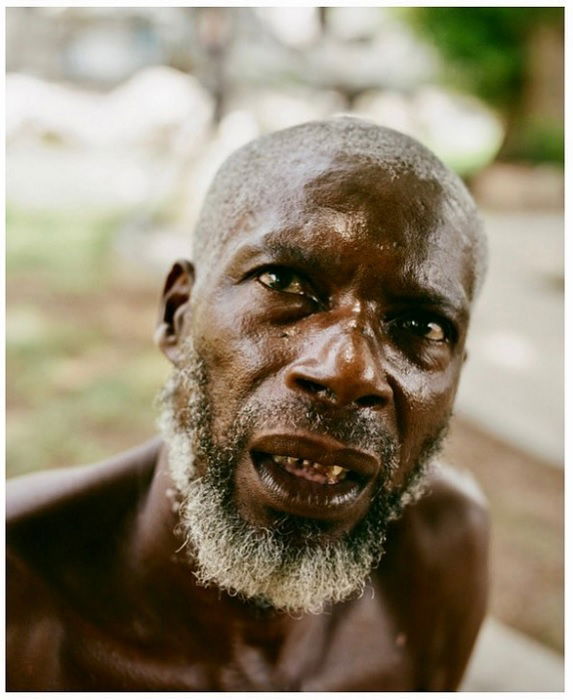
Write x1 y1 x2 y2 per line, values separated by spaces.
6 207 120 291
7 205 170 478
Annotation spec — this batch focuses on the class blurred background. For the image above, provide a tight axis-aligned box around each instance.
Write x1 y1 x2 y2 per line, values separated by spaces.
5 7 564 691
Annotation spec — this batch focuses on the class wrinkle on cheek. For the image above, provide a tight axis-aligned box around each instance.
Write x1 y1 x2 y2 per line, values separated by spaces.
386 354 460 475
399 363 460 424
401 368 449 403
241 331 293 393
197 309 295 427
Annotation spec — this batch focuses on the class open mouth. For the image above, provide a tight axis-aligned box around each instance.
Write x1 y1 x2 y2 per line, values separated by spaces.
263 453 351 485
246 432 379 519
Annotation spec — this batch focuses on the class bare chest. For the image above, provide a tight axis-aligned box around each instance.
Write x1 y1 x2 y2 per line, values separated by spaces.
9 593 418 691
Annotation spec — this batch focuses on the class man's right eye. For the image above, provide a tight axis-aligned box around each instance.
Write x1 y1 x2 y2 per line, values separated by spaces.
257 268 306 296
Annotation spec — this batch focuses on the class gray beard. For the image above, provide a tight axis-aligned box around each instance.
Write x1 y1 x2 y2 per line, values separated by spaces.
157 347 447 615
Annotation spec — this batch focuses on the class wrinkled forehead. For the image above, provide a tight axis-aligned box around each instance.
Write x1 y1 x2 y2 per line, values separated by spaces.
301 157 455 237
246 151 465 231
251 155 470 258
212 158 475 306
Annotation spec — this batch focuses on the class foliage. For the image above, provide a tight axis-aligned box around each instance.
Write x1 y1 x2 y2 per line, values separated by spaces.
6 207 119 292
407 7 563 109
507 118 564 166
406 7 564 165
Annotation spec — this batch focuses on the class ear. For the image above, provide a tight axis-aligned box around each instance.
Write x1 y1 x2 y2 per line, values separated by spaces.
154 259 195 364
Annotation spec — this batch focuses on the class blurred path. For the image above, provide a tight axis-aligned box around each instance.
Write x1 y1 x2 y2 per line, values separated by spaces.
455 211 564 466
462 617 564 691
444 416 563 652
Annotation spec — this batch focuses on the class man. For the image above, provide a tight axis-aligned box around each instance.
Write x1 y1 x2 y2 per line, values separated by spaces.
7 117 489 691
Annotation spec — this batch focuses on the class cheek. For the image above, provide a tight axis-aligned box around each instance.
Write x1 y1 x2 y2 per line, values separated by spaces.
389 356 462 471
191 295 291 427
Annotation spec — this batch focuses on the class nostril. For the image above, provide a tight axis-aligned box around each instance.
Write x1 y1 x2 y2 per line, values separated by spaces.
296 378 328 396
355 395 386 409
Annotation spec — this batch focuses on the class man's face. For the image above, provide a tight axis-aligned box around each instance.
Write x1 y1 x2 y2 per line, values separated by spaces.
159 156 473 611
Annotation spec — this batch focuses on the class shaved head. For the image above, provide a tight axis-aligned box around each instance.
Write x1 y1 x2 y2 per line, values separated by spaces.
192 116 487 299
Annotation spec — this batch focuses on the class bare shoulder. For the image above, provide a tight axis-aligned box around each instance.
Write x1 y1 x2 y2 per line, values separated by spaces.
409 461 490 545
415 462 489 687
396 460 490 592
380 463 490 690
6 439 161 690
7 438 161 562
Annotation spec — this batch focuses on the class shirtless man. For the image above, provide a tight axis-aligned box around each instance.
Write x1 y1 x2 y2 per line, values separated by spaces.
7 117 489 691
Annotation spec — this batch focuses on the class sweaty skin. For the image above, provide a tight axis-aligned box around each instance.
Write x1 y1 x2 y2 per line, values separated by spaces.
6 119 489 691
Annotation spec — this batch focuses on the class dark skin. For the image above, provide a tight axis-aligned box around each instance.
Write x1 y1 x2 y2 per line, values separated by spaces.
6 154 489 691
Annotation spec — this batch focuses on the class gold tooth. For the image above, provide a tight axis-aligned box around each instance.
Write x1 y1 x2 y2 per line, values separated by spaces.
287 456 298 465
331 466 344 476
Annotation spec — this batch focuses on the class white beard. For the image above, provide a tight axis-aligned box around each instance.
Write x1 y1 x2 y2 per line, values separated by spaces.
157 355 437 615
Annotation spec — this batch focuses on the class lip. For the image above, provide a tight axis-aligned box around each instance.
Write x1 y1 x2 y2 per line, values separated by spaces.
246 431 380 520
250 432 379 479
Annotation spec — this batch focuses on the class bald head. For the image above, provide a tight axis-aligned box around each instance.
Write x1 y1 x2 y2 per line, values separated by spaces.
192 116 487 299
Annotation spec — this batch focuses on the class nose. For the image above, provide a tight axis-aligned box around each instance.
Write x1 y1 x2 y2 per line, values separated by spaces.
285 325 392 410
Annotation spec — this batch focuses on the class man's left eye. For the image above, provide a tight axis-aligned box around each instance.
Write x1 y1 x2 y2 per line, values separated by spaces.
394 315 451 343
257 268 306 296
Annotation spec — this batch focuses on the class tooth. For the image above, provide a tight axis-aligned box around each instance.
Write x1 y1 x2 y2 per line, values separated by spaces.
272 455 283 463
331 466 344 476
287 456 298 465
302 460 312 468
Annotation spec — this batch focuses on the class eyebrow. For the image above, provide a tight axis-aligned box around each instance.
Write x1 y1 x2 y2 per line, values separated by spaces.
228 234 329 272
386 289 470 322
229 232 470 319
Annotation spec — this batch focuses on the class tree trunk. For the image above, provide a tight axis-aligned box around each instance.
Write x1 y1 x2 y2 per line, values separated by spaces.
497 18 563 162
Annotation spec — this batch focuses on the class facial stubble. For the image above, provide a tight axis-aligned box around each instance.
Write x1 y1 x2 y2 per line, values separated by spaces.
158 345 448 615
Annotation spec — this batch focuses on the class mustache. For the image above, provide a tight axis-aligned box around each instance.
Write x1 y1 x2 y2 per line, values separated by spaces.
176 346 396 457
233 394 398 464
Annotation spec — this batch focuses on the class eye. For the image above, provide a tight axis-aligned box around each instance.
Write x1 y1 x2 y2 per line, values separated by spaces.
392 314 453 343
257 268 307 296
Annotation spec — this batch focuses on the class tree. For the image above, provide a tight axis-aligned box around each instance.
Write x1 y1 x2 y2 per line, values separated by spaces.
407 7 564 164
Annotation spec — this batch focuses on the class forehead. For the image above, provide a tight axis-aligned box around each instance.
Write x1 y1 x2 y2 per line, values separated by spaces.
229 154 467 247
216 157 473 311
